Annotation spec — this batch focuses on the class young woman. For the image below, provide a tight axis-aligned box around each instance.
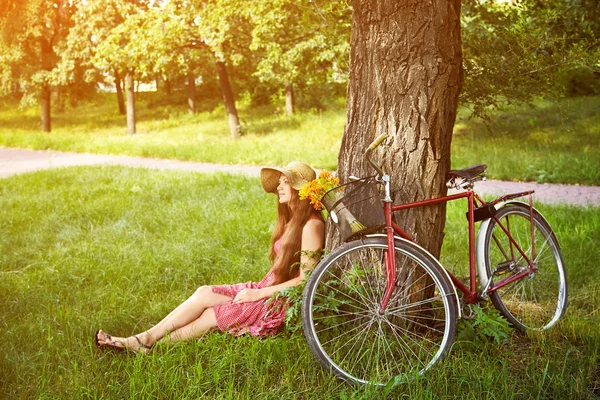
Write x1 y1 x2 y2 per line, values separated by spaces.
95 162 325 353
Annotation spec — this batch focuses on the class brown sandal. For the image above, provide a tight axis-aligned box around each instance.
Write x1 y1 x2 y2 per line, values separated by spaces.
94 331 151 354
132 335 152 354
94 330 125 353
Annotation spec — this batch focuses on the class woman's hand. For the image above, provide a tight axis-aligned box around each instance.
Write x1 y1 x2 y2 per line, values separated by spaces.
232 288 264 304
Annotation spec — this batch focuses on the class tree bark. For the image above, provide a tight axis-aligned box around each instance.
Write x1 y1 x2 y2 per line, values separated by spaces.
124 72 136 135
215 60 240 139
114 70 126 115
334 0 463 258
40 83 51 132
187 72 196 114
285 82 294 116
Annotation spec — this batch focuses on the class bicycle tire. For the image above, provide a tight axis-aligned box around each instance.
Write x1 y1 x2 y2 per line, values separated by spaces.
481 203 567 332
302 238 457 385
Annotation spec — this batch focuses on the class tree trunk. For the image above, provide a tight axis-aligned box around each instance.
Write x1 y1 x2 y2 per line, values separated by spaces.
124 72 136 135
40 38 53 132
285 82 294 116
114 70 126 115
215 60 240 139
187 72 196 114
334 0 463 258
52 86 65 113
40 83 51 132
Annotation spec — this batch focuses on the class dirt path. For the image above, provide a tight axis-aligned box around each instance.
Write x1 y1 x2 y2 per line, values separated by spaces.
1 148 598 206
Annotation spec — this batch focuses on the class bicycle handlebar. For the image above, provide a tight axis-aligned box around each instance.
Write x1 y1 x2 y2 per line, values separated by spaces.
364 134 387 177
368 134 387 151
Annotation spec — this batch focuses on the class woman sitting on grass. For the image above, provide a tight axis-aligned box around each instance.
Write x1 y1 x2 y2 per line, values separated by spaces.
95 162 325 353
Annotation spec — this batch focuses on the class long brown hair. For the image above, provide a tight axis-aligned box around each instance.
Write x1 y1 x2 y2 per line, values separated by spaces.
269 188 322 285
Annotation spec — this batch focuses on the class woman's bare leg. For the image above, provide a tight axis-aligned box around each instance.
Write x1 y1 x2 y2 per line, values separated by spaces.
144 286 231 341
164 307 218 343
96 286 231 352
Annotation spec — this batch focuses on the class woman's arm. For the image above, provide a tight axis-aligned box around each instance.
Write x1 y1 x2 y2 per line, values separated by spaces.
232 219 325 303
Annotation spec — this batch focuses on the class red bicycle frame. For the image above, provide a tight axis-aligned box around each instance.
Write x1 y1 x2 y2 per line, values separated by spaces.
379 188 538 311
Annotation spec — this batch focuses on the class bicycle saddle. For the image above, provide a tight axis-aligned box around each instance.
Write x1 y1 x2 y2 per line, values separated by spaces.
446 164 487 180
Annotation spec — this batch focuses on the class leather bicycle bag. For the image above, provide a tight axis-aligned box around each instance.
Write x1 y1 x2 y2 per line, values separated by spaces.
466 203 497 222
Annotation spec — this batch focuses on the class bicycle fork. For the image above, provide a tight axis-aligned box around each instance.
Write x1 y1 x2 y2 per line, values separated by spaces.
380 194 396 314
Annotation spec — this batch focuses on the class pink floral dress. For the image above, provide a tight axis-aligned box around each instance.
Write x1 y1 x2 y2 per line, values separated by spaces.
211 238 290 337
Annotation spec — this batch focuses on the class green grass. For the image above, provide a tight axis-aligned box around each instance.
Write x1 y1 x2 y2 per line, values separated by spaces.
1 167 599 398
453 97 600 185
0 93 345 171
0 93 599 184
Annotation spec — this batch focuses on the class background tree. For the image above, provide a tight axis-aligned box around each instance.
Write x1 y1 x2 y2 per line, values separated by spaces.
126 1 212 114
190 0 258 139
56 0 135 115
92 1 151 134
248 0 351 115
4 0 596 140
63 0 150 134
0 0 75 132
334 0 463 260
58 0 173 129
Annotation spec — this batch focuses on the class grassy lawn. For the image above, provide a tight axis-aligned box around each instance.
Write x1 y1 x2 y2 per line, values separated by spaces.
0 94 345 171
453 97 600 185
1 167 598 398
0 93 598 185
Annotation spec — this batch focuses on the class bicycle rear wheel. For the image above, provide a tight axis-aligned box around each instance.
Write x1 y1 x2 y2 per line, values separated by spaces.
482 203 567 332
302 238 457 385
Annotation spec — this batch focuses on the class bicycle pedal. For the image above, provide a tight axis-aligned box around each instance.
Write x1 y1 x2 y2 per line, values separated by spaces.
494 261 515 275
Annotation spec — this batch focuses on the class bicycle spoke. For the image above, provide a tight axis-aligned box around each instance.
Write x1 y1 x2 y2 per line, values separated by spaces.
387 313 446 336
314 314 371 335
359 248 385 305
384 319 432 368
319 314 372 345
339 319 375 374
387 318 446 349
382 317 420 372
335 259 377 309
315 276 372 312
313 309 372 320
385 294 445 314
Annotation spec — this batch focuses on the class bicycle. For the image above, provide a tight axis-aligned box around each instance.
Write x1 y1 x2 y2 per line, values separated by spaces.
301 135 568 386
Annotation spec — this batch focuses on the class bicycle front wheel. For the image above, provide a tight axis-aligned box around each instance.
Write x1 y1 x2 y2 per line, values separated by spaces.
482 203 567 332
302 238 457 385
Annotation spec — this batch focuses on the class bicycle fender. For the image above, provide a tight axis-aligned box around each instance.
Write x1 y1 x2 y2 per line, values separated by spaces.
476 216 494 291
365 233 462 319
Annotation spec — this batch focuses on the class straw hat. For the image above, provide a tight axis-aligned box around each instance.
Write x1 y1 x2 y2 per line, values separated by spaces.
260 161 316 193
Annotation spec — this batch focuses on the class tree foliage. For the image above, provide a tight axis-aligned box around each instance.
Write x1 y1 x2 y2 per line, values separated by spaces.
247 1 351 90
461 0 600 117
56 0 150 85
0 0 74 105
